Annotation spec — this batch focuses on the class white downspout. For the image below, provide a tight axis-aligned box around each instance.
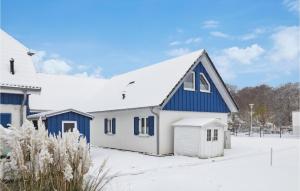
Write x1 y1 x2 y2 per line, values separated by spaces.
20 90 28 125
151 107 160 155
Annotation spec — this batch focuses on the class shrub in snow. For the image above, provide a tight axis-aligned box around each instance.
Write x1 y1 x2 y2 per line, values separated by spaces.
0 119 110 191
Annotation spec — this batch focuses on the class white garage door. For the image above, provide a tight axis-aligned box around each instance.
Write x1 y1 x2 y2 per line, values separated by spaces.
174 126 200 157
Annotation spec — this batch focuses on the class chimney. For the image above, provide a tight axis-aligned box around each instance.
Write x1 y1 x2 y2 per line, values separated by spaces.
10 58 15 75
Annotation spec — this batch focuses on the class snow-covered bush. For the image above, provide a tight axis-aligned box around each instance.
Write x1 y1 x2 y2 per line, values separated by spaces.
0 119 109 191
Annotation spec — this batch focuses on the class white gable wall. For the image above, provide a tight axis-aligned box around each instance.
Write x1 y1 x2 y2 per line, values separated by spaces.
90 108 157 154
159 110 228 155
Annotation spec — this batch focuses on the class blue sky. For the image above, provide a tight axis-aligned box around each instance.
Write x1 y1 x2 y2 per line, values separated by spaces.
1 0 299 87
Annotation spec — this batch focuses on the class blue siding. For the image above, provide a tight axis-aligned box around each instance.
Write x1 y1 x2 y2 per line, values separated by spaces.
163 62 230 113
0 93 29 105
46 112 91 143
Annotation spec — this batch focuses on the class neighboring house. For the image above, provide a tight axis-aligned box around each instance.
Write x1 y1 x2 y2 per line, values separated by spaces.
1 30 238 156
27 109 93 143
0 30 41 128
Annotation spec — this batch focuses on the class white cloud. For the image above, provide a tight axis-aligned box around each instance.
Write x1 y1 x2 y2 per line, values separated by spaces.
41 59 72 74
169 37 201 46
210 31 230 38
268 26 300 63
283 0 300 13
202 20 219 29
166 48 191 57
240 28 266 41
33 51 72 74
74 66 103 78
169 41 181 46
223 44 265 64
185 37 202 44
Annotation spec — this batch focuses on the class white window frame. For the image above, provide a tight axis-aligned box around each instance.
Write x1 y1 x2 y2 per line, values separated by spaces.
184 71 195 91
139 117 149 136
200 73 211 93
62 121 77 134
105 118 114 135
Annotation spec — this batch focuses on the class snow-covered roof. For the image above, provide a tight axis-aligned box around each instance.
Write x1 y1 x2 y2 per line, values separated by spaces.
30 50 204 112
172 118 226 127
0 29 41 93
27 108 94 120
29 73 107 111
29 49 238 112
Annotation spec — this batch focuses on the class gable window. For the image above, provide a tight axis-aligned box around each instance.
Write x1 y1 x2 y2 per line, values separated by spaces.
200 73 210 93
207 129 212 141
62 121 77 133
184 72 195 91
213 129 218 141
104 118 116 135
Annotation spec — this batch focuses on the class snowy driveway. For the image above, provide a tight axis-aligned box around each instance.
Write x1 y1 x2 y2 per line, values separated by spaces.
90 136 300 191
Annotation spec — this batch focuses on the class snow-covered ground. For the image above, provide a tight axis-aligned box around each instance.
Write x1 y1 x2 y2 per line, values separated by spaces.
90 136 300 191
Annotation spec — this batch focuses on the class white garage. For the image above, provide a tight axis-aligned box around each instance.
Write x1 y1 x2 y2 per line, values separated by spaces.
173 118 225 158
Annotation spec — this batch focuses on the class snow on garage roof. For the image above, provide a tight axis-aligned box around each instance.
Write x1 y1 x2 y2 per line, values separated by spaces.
27 108 94 120
0 29 41 92
172 118 226 127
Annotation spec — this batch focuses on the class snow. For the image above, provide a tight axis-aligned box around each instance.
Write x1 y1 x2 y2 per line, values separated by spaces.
27 108 94 120
30 50 204 112
89 136 300 191
0 29 41 91
172 117 226 127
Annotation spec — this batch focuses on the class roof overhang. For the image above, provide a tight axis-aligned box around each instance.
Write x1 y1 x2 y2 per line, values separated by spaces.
0 84 41 95
172 118 226 127
27 108 94 120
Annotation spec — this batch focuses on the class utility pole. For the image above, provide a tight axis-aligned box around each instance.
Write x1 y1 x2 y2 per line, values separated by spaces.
249 104 254 136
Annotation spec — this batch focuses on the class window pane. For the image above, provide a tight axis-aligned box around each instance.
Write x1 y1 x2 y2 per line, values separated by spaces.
184 72 194 90
207 129 211 141
64 123 75 132
200 74 209 91
213 129 218 141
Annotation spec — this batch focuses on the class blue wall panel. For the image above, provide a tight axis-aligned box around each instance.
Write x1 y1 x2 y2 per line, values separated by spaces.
46 112 91 143
0 93 28 105
163 62 230 113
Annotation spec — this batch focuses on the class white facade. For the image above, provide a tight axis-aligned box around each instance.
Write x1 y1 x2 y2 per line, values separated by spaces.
292 111 300 136
90 108 157 154
90 108 228 155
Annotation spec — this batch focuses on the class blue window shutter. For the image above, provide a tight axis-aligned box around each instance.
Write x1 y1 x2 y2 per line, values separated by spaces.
112 118 116 134
0 113 12 128
147 116 155 136
134 117 139 135
104 118 108 134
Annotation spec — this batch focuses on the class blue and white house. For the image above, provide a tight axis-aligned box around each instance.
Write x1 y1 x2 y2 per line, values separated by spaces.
1 29 238 155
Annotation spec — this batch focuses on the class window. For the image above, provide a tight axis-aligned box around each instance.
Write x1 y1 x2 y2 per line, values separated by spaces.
62 121 77 133
213 129 218 141
200 73 210 93
0 113 11 128
207 129 212 141
184 72 195 91
140 117 149 135
104 118 116 135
